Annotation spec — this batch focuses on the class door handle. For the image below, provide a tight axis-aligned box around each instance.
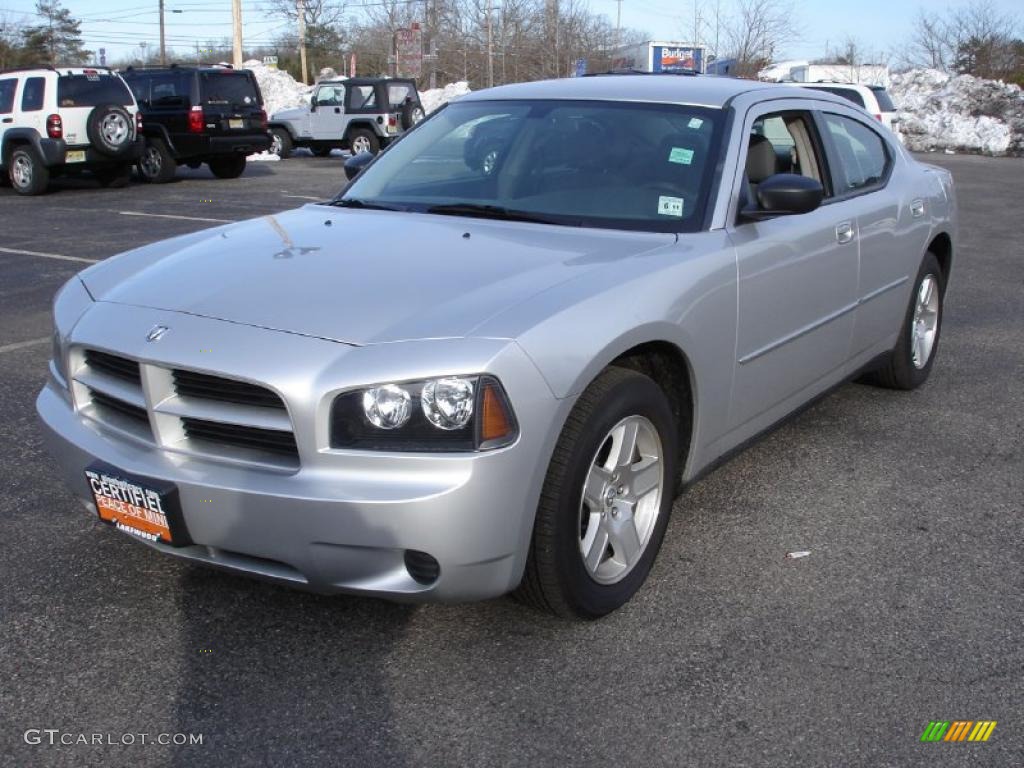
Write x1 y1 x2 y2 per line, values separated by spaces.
334 107 340 114
835 221 855 244
910 199 925 218
1 117 12 123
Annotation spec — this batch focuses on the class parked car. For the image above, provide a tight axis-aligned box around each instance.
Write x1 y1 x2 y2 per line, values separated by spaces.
120 64 270 182
0 66 143 195
38 75 956 618
788 81 901 137
267 77 423 157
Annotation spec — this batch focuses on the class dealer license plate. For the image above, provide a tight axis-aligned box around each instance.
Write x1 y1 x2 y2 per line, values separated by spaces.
85 464 184 545
65 150 86 163
228 119 244 129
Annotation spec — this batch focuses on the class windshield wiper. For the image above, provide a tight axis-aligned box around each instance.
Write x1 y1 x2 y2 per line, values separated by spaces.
425 203 575 226
326 198 404 211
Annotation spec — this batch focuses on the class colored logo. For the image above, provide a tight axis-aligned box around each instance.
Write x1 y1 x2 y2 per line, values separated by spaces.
920 721 997 742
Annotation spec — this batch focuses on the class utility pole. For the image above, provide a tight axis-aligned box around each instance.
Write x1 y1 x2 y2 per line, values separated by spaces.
297 0 309 84
158 0 167 64
231 0 243 66
485 4 494 88
615 0 622 48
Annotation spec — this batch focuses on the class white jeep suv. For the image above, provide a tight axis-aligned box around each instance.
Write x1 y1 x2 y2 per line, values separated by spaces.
788 82 901 139
0 67 143 195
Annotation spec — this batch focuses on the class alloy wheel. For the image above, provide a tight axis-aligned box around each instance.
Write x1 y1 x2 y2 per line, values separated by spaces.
11 153 31 188
578 415 665 585
911 274 940 369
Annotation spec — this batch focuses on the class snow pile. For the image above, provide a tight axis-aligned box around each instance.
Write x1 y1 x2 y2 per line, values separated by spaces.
890 68 1024 155
420 81 471 113
242 59 313 116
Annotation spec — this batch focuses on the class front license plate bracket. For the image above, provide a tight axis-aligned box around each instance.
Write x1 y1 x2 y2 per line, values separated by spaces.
85 462 192 547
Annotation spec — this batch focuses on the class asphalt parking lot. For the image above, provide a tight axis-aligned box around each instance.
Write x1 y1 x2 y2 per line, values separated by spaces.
1 154 1021 767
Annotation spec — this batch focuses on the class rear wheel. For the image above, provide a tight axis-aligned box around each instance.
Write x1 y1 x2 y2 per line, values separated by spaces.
8 146 49 195
869 252 945 390
348 128 379 156
269 127 292 158
94 163 132 188
137 138 176 183
514 367 679 618
208 155 247 179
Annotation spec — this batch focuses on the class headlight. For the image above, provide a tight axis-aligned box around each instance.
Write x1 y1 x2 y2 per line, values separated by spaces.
331 375 518 452
51 276 93 385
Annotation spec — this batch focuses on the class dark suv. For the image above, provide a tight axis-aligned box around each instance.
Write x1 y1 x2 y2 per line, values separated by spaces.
120 64 271 182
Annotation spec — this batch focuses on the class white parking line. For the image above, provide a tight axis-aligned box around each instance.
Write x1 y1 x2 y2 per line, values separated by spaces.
282 194 323 201
0 336 49 354
0 246 98 263
118 211 233 224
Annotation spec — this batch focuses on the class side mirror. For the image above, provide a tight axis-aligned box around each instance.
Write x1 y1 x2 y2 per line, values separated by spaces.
742 173 824 221
343 151 375 181
309 101 317 112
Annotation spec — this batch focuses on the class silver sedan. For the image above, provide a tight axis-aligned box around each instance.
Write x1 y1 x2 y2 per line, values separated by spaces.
37 74 956 618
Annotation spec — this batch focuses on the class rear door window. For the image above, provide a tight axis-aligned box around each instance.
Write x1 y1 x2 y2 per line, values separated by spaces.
820 113 890 194
149 72 192 107
0 78 16 113
807 86 866 108
199 72 260 107
347 85 378 110
869 87 896 112
57 75 133 107
21 77 45 111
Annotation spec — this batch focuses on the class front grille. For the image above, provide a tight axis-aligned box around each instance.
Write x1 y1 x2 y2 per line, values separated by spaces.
85 349 140 384
173 369 285 409
89 389 150 426
181 417 298 458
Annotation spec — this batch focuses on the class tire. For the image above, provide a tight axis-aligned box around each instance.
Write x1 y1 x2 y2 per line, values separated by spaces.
477 140 503 175
137 138 176 183
869 252 945 390
400 101 425 130
86 104 135 158
514 367 680 618
208 155 247 179
269 127 292 158
93 163 132 188
348 128 379 156
8 145 50 195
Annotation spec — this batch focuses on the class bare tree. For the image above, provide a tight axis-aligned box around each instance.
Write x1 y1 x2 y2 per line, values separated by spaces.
903 0 1021 76
723 0 798 77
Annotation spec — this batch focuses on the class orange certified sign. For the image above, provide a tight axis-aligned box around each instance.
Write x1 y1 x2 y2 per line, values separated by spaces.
86 469 173 543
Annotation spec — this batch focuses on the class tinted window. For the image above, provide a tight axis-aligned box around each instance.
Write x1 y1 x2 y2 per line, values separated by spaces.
57 75 133 107
869 87 896 112
148 72 192 106
347 85 378 110
807 86 866 108
0 78 15 113
199 72 260 106
822 113 889 193
343 99 723 233
21 77 45 111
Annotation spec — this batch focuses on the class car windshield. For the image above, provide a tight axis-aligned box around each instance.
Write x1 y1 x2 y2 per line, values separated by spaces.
340 99 723 232
199 71 260 106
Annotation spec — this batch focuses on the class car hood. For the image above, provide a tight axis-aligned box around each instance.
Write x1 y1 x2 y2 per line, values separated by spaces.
271 106 307 121
80 205 676 345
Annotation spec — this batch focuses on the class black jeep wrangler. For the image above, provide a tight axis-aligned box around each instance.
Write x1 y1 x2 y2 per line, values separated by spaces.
120 64 271 182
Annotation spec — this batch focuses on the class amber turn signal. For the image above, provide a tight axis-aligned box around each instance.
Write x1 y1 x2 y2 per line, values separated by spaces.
480 379 514 444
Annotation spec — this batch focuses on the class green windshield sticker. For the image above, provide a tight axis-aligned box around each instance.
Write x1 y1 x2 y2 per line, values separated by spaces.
657 196 684 217
669 147 694 165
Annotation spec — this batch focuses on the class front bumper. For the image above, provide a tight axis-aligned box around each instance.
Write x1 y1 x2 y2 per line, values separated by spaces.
37 305 567 602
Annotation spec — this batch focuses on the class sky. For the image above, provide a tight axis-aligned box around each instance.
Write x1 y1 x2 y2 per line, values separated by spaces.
0 0 1021 65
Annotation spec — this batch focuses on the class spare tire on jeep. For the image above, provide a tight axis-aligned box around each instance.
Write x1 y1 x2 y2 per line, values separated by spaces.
87 104 135 158
400 99 425 130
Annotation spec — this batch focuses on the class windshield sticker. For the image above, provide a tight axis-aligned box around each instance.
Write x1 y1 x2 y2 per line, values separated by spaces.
688 117 703 129
658 196 684 217
669 147 694 165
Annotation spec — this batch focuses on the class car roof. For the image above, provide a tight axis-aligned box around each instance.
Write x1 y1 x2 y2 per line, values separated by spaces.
459 74 824 108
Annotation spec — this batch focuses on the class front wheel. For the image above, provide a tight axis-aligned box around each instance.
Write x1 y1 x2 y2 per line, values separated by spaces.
269 128 292 158
514 367 679 618
869 252 945 390
208 155 247 179
137 138 176 183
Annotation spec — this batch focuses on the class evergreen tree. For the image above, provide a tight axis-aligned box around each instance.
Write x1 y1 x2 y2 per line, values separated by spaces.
21 0 90 66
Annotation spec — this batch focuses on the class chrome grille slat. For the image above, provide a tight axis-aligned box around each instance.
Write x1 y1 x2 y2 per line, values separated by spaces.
75 367 147 410
89 389 150 424
181 418 298 457
155 396 292 432
84 349 141 384
173 369 285 409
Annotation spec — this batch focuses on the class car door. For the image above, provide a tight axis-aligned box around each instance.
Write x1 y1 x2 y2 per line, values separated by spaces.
816 109 908 359
309 84 345 140
726 103 860 431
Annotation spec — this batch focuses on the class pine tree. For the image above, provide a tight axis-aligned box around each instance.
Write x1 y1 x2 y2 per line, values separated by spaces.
21 0 90 66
